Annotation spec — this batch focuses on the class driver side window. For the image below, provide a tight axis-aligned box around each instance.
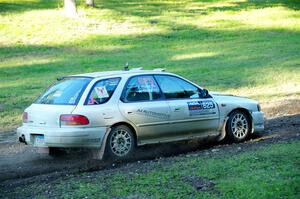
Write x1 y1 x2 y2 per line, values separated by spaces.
155 75 200 99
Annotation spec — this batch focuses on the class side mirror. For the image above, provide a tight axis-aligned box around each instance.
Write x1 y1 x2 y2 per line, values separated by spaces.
201 89 209 98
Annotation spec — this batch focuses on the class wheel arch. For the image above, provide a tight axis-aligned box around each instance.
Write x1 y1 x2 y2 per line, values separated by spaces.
217 107 253 142
110 121 138 145
226 107 253 133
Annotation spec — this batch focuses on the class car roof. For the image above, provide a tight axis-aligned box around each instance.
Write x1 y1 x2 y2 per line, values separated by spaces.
68 68 168 78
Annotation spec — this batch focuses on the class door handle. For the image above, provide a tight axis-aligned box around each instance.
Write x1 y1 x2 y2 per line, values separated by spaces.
174 107 181 112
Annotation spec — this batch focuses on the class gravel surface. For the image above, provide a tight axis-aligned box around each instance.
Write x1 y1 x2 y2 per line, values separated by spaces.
0 113 299 184
0 111 299 199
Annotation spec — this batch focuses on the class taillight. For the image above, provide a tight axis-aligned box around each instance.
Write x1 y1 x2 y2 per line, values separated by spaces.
60 114 89 126
22 112 28 123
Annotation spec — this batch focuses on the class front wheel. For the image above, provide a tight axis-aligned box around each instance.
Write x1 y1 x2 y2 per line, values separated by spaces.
106 125 136 160
226 110 251 142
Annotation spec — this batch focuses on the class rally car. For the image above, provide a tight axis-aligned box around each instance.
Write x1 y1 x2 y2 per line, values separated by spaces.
17 68 264 159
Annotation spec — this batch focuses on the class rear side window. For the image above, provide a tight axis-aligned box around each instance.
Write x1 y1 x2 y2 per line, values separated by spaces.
86 77 121 105
155 75 200 99
123 75 162 102
35 78 91 105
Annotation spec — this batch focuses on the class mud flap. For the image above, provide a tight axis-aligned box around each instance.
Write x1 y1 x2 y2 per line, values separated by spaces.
92 128 111 160
217 117 228 141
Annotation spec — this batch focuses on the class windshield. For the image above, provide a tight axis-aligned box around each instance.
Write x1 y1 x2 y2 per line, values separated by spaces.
35 77 91 105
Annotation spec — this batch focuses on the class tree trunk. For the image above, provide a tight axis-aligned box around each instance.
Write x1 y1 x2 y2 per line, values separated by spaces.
86 0 94 7
64 0 77 17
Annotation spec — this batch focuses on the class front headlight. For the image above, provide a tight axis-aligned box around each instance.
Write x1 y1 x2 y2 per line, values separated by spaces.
257 104 261 111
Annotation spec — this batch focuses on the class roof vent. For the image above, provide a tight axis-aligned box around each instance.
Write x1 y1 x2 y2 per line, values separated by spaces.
153 68 166 72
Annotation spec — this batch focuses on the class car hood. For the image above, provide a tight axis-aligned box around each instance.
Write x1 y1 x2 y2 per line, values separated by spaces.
210 92 258 104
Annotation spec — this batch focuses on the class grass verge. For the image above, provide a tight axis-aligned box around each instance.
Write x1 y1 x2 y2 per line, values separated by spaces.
4 139 300 198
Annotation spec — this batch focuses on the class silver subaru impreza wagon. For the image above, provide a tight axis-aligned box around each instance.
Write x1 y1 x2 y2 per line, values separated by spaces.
17 68 264 159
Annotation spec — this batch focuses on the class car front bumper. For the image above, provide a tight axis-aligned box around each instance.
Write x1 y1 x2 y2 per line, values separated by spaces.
17 125 108 148
251 111 264 133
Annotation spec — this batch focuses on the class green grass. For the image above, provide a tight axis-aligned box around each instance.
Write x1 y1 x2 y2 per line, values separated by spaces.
0 0 300 131
7 139 300 198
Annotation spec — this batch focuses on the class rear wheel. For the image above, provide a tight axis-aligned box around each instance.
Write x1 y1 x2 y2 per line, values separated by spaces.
106 125 136 160
226 110 251 142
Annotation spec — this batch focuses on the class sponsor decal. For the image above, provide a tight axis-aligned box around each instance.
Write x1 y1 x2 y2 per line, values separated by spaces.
95 86 109 98
187 100 216 116
136 76 159 93
136 109 170 120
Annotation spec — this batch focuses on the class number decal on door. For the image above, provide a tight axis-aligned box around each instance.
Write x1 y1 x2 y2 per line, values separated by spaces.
187 101 216 116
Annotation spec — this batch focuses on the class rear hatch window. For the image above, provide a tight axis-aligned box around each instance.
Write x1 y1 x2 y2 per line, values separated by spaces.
35 77 91 105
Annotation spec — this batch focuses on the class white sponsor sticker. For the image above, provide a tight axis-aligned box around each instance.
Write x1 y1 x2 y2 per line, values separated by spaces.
95 86 109 98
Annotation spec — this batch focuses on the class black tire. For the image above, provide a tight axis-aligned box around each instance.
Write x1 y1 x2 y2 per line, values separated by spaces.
106 125 136 160
226 110 251 142
49 147 63 157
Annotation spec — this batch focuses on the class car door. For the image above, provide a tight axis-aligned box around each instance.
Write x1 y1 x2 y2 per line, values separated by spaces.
154 75 220 137
118 75 171 144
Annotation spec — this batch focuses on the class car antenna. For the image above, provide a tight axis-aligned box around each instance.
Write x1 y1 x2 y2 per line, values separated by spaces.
124 62 129 71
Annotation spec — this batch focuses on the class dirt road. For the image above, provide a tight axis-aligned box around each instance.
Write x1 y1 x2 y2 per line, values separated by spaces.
0 112 299 184
1 97 300 185
0 111 299 199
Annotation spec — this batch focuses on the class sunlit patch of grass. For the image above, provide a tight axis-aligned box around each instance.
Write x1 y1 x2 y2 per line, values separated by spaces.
0 4 166 46
0 56 59 69
236 7 300 30
78 7 167 35
173 6 300 31
171 52 218 61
